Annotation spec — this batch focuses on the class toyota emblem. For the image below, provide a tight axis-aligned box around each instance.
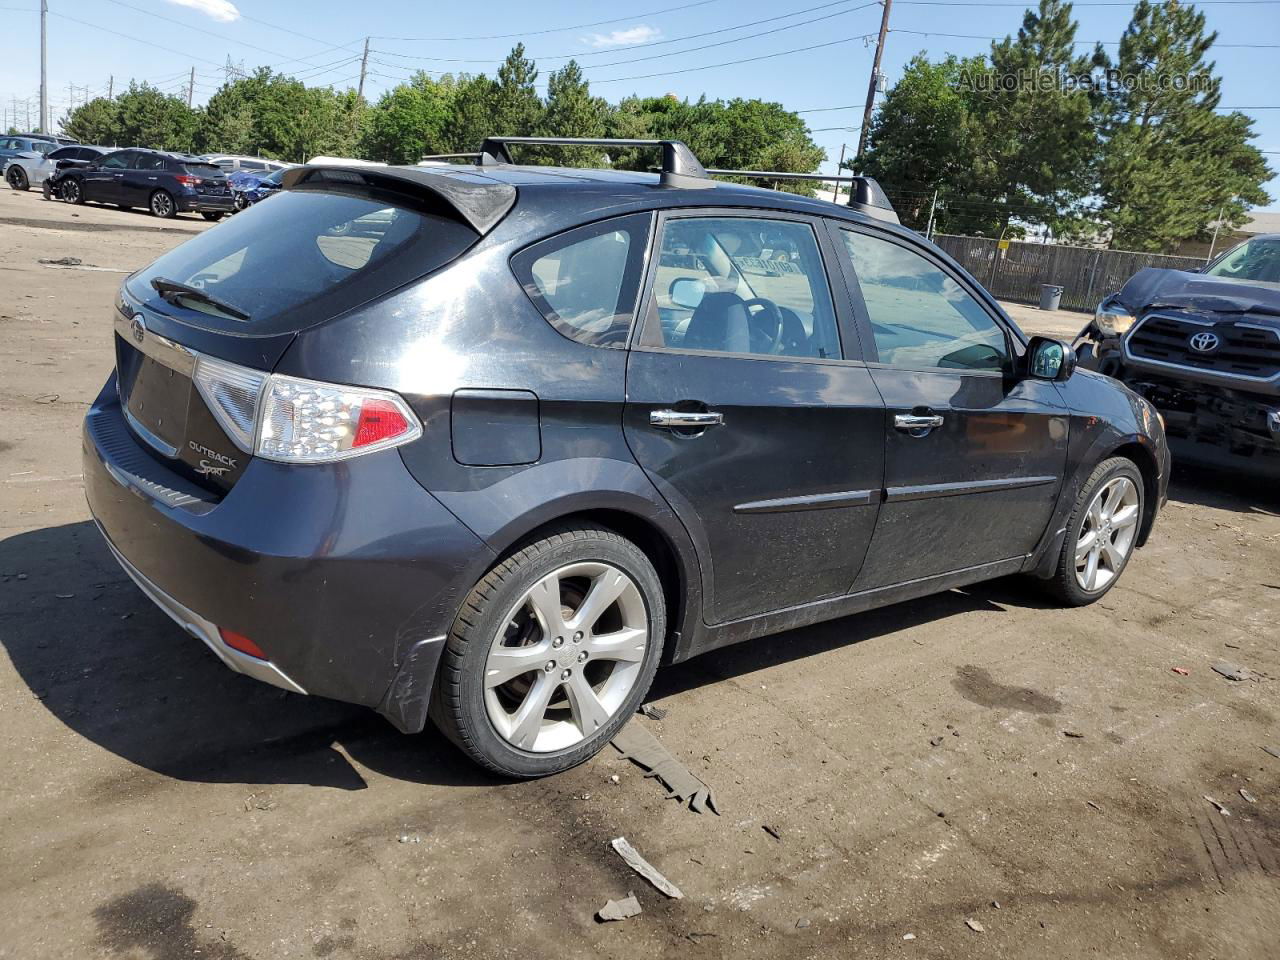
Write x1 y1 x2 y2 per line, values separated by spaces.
1188 331 1220 353
129 314 146 344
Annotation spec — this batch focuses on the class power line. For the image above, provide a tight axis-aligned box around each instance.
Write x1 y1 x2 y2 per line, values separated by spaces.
370 0 733 42
374 0 874 63
892 27 1280 48
590 33 879 84
49 11 226 67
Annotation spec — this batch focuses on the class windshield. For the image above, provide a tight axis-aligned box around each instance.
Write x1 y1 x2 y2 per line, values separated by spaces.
1203 237 1280 285
126 186 479 334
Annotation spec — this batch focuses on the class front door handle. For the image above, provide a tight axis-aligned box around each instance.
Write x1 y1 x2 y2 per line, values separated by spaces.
650 409 724 430
894 413 945 434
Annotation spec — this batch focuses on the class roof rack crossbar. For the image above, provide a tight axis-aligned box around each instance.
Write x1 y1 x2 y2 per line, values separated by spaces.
705 168 900 224
478 136 708 189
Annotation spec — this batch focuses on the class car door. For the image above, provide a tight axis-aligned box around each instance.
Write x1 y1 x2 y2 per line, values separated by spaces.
122 152 167 206
623 210 886 625
85 150 131 203
827 222 1069 589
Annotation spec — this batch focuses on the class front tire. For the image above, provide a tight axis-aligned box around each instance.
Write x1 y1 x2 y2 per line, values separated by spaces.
6 165 28 191
62 178 84 204
1046 457 1144 606
149 189 177 219
201 211 224 222
432 525 666 778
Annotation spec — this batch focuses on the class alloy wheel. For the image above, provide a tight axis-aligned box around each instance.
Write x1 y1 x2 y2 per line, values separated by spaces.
151 192 173 217
483 561 648 753
1075 476 1140 592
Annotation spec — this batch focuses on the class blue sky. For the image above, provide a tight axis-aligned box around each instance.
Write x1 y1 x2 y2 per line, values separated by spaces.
2 0 1276 209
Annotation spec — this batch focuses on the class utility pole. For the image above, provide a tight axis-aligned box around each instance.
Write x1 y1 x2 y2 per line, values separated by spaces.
831 142 847 202
1206 204 1226 261
187 66 196 108
39 0 48 133
856 0 892 166
357 37 370 98
108 74 114 99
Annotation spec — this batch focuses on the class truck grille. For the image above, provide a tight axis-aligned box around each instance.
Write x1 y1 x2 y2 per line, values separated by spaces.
1126 314 1280 380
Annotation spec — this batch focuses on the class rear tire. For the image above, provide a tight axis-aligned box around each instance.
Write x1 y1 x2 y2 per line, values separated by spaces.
1045 457 1144 606
149 189 177 219
431 525 665 778
201 211 224 222
6 165 28 191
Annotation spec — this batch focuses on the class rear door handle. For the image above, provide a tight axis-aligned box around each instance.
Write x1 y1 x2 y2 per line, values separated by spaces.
894 413 945 434
650 409 724 429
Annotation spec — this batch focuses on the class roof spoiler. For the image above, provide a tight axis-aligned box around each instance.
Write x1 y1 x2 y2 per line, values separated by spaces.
705 169 899 224
477 136 709 189
281 165 516 234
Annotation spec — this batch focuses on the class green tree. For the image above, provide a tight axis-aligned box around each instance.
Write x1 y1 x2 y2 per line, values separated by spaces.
111 83 199 151
359 72 457 164
443 74 499 153
1097 0 1271 250
489 44 543 150
539 60 608 166
61 96 122 146
860 55 985 230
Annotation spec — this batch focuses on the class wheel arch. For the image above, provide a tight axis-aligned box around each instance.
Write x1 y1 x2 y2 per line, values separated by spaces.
492 503 701 665
1107 439 1160 547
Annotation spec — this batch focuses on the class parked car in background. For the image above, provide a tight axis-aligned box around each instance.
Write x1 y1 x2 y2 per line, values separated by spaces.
6 143 109 192
0 135 58 172
39 145 112 198
1077 233 1280 478
58 148 235 219
201 154 291 175
83 136 1168 779
228 165 288 210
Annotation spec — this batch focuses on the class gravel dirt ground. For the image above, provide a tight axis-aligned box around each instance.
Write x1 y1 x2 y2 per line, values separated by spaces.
2 188 1278 960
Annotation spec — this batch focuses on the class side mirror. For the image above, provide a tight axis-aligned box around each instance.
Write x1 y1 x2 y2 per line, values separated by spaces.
1026 336 1077 382
668 277 705 310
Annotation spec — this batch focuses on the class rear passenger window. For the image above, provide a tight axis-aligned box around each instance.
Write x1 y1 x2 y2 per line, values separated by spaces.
511 214 649 348
645 216 841 359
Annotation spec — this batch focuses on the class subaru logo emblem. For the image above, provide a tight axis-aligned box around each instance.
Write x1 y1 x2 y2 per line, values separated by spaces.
1188 331 1220 353
129 314 145 344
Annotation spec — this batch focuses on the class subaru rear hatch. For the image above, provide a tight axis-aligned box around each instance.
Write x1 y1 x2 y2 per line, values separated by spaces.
114 165 516 495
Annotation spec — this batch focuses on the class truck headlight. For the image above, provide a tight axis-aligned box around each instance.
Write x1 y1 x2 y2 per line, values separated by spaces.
1094 299 1136 337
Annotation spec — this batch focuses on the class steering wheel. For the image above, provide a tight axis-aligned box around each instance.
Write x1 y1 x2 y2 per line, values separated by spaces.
742 298 784 355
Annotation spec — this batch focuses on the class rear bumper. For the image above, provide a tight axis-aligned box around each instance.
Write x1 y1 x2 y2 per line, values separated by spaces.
83 376 495 731
177 193 235 212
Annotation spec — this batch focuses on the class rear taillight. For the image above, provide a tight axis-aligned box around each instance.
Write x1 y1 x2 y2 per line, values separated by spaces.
190 356 421 464
258 374 421 463
174 174 200 186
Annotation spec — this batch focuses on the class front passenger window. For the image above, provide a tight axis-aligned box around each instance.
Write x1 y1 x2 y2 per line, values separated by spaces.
840 230 1008 372
102 152 131 170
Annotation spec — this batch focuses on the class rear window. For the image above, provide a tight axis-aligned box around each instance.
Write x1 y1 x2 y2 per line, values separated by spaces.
180 161 225 176
127 188 479 335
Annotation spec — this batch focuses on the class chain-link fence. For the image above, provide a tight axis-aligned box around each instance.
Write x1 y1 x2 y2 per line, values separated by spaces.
932 235 1205 313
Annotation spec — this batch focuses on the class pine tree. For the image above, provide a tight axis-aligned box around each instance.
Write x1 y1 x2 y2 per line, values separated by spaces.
490 44 543 148
540 60 608 167
1098 0 1271 250
974 0 1100 233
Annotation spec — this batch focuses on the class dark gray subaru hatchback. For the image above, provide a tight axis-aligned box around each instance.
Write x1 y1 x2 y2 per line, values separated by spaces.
84 137 1169 777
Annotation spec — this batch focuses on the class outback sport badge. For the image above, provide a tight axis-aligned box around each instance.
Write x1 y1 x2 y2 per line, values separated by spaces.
189 441 238 477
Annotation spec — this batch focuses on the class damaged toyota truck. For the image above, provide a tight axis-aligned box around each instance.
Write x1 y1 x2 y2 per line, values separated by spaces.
1077 233 1280 477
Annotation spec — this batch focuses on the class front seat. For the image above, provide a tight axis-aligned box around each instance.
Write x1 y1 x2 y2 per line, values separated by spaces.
682 292 750 354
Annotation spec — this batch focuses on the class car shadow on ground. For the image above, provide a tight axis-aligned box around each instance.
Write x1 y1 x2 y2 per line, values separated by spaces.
3 521 1061 793
1168 462 1280 518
